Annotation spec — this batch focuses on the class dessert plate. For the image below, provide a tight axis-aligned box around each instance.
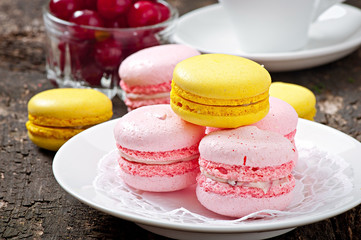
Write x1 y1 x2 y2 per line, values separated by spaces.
53 118 361 240
172 3 361 71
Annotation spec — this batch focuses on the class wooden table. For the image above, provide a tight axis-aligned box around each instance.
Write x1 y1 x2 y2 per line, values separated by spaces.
0 0 360 239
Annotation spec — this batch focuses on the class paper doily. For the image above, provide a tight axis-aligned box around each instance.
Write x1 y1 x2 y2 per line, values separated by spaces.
93 142 353 225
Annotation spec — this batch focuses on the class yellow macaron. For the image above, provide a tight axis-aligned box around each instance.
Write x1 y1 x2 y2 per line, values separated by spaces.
26 88 113 151
170 54 271 128
270 82 316 120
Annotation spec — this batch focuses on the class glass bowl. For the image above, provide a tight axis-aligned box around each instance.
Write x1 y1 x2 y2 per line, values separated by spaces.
42 1 178 99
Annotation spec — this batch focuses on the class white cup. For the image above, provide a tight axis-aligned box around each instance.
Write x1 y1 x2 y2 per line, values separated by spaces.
219 0 345 53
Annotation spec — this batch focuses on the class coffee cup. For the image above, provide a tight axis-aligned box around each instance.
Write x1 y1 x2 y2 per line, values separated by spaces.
219 0 345 53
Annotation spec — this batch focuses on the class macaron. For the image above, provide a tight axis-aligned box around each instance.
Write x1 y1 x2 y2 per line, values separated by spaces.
119 44 200 111
170 54 271 128
269 82 316 120
196 126 297 218
113 104 205 192
26 88 113 151
251 96 298 145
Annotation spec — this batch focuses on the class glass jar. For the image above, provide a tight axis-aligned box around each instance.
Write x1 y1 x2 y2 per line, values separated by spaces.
42 1 178 99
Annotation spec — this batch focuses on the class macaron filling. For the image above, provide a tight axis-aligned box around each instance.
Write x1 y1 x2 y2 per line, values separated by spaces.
171 82 269 106
26 121 85 139
116 144 200 164
171 92 269 116
28 112 113 128
197 174 295 198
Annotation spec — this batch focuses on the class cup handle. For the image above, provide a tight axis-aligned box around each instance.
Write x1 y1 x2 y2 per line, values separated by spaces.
312 0 346 21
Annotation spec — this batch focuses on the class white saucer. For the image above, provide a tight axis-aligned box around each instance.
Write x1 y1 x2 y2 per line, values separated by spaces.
172 3 361 71
53 118 361 240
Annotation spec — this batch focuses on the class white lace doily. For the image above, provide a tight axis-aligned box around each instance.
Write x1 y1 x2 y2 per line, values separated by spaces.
93 142 353 225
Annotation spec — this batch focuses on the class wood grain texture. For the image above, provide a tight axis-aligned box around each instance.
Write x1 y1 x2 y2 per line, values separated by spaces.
0 0 360 239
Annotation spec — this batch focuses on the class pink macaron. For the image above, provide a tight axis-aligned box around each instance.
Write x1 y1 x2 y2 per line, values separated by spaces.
196 126 297 218
113 104 206 192
251 96 298 145
118 44 200 111
205 96 299 140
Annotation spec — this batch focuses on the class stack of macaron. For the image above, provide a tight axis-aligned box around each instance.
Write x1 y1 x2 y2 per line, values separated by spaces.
113 53 302 218
118 44 200 111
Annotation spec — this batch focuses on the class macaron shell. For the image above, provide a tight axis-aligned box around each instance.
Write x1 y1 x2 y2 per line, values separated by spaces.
199 157 294 182
28 88 113 127
251 96 298 136
270 82 316 120
119 44 200 87
118 155 199 175
120 169 199 192
113 104 205 152
118 157 199 192
27 131 67 151
199 126 297 167
196 183 294 218
120 80 171 95
172 54 271 99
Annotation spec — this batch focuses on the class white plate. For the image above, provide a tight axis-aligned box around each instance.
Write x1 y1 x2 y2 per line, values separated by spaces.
53 118 361 240
172 3 361 71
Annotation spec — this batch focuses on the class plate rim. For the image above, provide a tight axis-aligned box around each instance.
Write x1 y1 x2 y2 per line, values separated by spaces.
52 118 361 233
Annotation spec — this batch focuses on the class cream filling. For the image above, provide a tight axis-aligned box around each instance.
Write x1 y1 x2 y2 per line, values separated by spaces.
125 92 170 100
200 167 290 194
119 151 199 165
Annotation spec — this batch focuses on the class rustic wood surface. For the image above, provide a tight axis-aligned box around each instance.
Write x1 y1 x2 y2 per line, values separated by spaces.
0 0 360 239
